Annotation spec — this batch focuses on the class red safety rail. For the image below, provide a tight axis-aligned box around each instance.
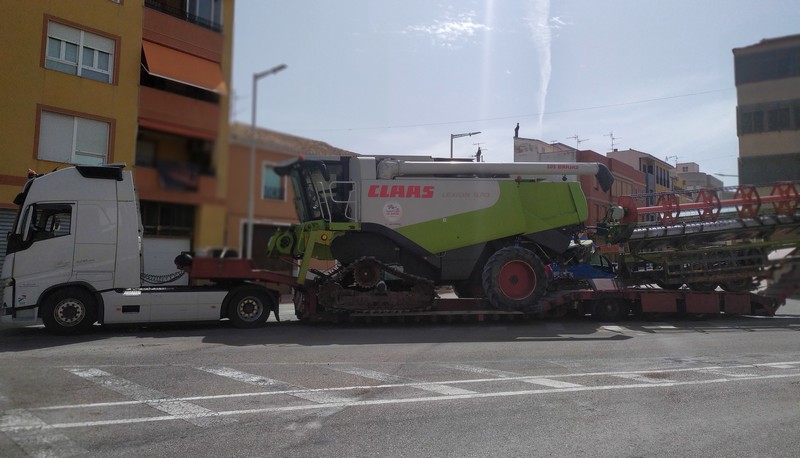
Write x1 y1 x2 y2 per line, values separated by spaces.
620 182 799 226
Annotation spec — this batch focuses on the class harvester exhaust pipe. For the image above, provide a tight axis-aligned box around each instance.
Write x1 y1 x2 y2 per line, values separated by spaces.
377 160 614 192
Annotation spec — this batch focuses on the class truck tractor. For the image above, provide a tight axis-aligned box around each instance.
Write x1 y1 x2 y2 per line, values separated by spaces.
267 155 614 315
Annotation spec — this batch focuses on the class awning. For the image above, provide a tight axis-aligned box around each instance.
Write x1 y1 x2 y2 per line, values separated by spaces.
141 40 226 94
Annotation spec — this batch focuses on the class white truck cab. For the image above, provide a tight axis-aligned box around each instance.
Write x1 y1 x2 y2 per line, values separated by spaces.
1 165 277 334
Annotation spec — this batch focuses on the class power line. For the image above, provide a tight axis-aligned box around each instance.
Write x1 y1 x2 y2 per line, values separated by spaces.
306 88 734 132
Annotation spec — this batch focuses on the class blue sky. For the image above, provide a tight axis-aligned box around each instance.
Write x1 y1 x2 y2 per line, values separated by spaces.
231 0 800 186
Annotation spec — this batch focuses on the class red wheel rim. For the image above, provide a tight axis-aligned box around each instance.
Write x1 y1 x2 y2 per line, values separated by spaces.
498 260 536 300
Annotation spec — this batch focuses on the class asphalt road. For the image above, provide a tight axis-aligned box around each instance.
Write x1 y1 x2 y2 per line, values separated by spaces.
0 299 798 457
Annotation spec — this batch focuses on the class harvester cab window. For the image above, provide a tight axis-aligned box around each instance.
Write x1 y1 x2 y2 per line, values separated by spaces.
293 160 351 223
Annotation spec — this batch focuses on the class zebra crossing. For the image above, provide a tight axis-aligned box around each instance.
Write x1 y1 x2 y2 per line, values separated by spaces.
2 360 800 456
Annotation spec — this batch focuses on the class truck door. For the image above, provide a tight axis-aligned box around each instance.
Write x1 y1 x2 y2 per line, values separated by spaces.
10 203 75 306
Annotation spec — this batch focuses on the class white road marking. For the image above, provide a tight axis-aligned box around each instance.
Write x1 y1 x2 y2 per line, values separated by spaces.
444 363 584 388
11 371 799 430
0 409 87 456
699 369 760 378
613 373 675 384
197 366 353 404
65 368 234 427
331 366 475 395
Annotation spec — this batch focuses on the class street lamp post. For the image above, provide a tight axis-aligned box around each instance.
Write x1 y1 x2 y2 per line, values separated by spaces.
450 131 481 158
247 64 287 260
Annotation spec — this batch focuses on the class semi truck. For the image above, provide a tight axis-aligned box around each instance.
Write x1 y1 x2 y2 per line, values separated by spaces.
1 159 797 334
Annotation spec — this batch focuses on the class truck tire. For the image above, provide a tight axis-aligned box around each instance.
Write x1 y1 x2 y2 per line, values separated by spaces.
227 288 273 328
41 287 98 335
482 246 547 311
592 298 630 321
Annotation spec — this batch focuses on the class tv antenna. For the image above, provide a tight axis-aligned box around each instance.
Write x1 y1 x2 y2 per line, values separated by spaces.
604 132 620 151
665 155 679 167
567 134 588 150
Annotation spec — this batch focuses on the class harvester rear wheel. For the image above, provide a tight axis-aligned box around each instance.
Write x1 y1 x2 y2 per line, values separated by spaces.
482 246 547 312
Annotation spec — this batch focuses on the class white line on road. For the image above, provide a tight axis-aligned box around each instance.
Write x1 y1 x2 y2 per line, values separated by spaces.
23 361 800 414
9 371 799 431
65 368 234 427
197 366 354 404
443 363 584 388
613 373 676 384
331 366 476 395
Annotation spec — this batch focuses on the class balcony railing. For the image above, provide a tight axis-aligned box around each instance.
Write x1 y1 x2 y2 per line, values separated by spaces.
144 0 222 33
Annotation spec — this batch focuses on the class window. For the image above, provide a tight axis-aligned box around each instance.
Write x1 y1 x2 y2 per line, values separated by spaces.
187 0 223 30
45 21 115 83
767 107 791 131
262 164 286 200
38 110 110 165
27 204 72 243
140 201 194 236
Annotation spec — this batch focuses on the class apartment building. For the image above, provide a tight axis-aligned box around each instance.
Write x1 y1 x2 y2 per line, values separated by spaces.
733 34 800 184
0 0 233 272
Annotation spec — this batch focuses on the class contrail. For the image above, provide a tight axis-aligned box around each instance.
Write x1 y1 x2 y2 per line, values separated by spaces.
526 0 552 137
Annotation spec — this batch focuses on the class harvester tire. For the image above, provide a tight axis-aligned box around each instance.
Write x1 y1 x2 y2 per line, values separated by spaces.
482 246 547 312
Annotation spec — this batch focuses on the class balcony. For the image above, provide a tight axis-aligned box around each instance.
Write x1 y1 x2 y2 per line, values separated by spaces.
133 165 221 206
138 86 220 141
144 0 222 33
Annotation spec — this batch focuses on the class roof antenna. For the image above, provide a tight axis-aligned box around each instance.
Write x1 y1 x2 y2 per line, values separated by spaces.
567 134 588 150
604 132 620 151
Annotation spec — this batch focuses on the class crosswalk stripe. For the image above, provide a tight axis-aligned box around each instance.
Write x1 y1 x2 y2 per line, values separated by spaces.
613 373 674 384
444 363 584 388
66 368 234 427
332 367 475 395
0 409 87 457
196 366 354 404
700 369 759 378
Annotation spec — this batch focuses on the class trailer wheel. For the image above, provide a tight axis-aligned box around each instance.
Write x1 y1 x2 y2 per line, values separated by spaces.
482 246 547 311
592 298 630 322
41 287 98 335
720 278 753 292
688 282 717 292
453 281 484 298
227 288 273 328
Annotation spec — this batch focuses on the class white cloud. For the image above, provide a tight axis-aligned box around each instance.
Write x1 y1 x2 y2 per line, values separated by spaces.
406 11 490 48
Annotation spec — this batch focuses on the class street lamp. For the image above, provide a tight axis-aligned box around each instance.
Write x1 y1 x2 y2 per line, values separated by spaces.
247 64 287 260
450 131 481 158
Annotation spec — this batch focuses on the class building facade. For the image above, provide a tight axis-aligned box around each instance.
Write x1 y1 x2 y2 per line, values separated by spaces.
607 149 676 208
0 0 234 273
733 34 800 184
676 162 724 191
0 1 143 271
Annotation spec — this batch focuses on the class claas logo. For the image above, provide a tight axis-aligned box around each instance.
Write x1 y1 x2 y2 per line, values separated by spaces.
368 185 434 199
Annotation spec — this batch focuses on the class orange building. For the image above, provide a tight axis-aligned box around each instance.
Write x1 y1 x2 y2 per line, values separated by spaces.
0 1 234 274
134 1 234 263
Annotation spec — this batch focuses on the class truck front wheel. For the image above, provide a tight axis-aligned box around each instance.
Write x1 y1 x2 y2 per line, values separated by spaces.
41 287 98 335
227 288 273 328
482 246 547 312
